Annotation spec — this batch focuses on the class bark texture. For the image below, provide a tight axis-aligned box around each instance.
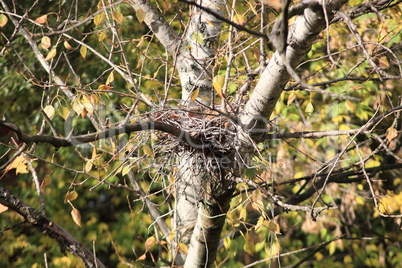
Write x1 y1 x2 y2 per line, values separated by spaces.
239 0 349 141
177 0 227 104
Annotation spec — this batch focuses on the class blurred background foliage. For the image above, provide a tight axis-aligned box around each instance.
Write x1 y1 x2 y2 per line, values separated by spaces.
1 0 401 267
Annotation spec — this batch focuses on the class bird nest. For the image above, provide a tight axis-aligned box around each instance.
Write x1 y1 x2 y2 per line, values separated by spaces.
153 105 239 158
154 106 242 175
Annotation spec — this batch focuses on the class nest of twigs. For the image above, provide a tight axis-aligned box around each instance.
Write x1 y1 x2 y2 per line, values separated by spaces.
151 105 242 181
154 106 238 156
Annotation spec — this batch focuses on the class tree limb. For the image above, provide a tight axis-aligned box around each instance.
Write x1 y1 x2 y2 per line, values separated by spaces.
0 187 106 268
239 0 348 142
0 120 203 150
127 0 180 56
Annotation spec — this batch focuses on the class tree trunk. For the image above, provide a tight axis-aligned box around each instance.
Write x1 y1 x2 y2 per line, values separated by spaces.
239 0 348 140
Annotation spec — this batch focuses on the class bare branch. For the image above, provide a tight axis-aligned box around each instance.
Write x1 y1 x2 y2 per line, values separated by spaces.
179 0 269 41
0 120 202 150
0 187 106 268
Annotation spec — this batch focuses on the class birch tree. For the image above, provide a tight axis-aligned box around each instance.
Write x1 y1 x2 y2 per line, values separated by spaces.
1 0 402 267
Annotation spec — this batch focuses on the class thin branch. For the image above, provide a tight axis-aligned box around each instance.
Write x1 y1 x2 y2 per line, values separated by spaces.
25 156 46 216
179 0 269 41
331 0 400 24
265 105 402 140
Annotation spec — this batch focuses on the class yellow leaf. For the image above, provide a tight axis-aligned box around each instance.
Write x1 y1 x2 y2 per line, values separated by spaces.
106 71 114 85
199 95 211 102
91 146 97 161
287 91 296 106
328 241 336 256
43 105 55 119
58 106 70 120
136 8 146 23
0 14 8 28
233 14 246 26
97 0 106 9
64 191 79 203
40 175 53 189
81 94 94 115
264 220 281 234
98 84 113 91
112 11 123 25
167 230 175 243
98 31 107 42
0 203 8 213
72 100 85 117
90 94 100 105
223 237 231 250
386 126 398 142
45 47 57 61
80 45 87 59
7 155 28 174
136 254 146 261
255 216 265 231
85 161 93 173
143 144 155 157
345 100 356 112
145 236 156 252
243 241 254 256
205 19 215 28
178 243 188 254
213 75 225 98
64 41 74 50
41 36 51 50
35 15 48 24
190 89 199 102
94 12 105 26
71 208 82 227
121 165 131 176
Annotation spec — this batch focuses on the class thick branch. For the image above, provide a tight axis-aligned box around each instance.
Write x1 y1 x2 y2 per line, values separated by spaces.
0 187 106 268
127 0 180 55
0 120 202 149
239 0 348 141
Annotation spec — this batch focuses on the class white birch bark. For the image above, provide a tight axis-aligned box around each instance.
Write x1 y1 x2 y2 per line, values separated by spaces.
129 0 229 266
239 0 349 141
177 0 227 105
174 1 229 265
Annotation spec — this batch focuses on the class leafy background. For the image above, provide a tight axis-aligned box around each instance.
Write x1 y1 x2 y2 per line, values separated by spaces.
1 0 402 267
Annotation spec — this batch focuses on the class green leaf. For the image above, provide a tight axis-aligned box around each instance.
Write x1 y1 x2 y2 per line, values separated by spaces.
305 102 314 117
192 32 204 44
